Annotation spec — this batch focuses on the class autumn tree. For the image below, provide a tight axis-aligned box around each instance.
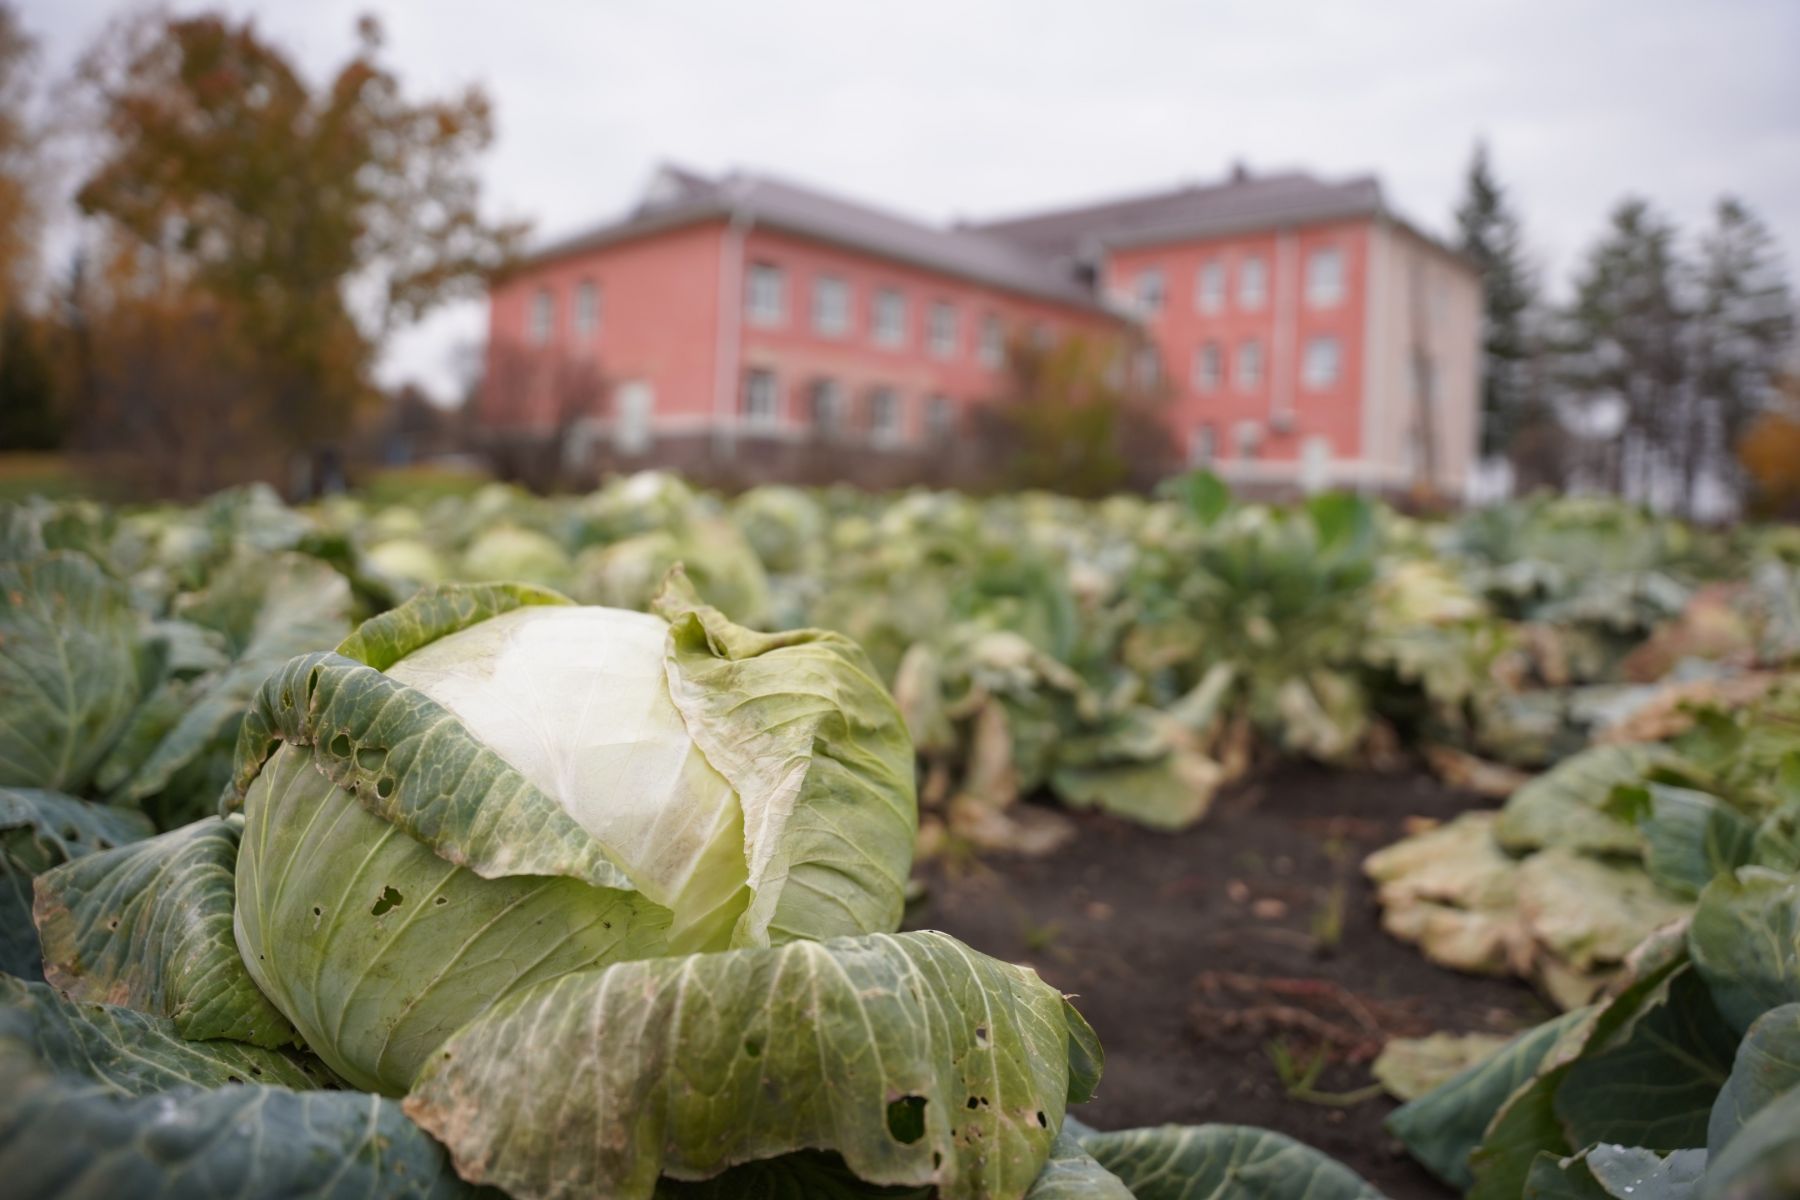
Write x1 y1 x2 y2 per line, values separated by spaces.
0 2 40 326
1739 373 1800 517
71 12 523 473
986 333 1174 497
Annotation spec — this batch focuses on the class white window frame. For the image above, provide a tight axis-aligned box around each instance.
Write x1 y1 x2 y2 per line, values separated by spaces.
978 314 1004 368
529 287 554 345
742 368 780 427
1193 342 1222 393
1238 256 1267 310
1236 339 1264 392
873 288 906 347
812 276 850 337
573 279 600 339
1302 335 1340 390
1196 260 1225 313
746 262 786 325
1306 248 1344 308
928 301 958 358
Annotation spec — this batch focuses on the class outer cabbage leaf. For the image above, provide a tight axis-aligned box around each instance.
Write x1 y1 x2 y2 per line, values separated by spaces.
1632 785 1758 900
1494 743 1684 857
1707 1002 1800 1157
0 551 153 793
1386 1008 1590 1189
103 552 351 824
1075 1123 1385 1199
404 930 1101 1200
1466 935 1690 1198
0 787 153 979
1526 1146 1706 1200
1 1059 480 1199
652 1152 933 1198
0 974 324 1093
235 743 668 1094
654 573 917 946
1700 1084 1800 1200
1689 869 1800 1034
1552 967 1739 1152
33 816 296 1046
1018 1132 1133 1199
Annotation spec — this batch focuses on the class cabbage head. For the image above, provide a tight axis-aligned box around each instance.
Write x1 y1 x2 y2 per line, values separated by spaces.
227 572 915 1094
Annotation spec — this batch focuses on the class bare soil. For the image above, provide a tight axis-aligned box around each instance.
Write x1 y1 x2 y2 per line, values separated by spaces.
904 763 1552 1200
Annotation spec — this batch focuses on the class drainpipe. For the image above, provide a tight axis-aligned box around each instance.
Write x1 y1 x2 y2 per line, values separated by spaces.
1273 227 1296 431
713 204 752 462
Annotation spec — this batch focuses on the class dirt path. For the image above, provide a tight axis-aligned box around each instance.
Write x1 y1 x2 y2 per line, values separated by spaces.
905 764 1551 1200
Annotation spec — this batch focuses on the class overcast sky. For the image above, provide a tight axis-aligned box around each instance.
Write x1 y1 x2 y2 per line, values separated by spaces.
27 0 1800 401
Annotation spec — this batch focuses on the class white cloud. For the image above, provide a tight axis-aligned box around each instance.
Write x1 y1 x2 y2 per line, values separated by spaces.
27 0 1800 400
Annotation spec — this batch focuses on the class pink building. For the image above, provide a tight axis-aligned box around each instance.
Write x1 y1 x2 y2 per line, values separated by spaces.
483 164 1481 494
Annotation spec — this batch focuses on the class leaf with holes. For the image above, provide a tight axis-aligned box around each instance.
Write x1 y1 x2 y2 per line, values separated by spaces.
0 787 153 980
404 930 1101 1200
33 816 297 1046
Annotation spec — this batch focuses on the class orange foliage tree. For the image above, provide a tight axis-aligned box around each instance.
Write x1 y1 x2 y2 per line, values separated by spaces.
1739 373 1800 516
69 11 523 481
983 332 1176 497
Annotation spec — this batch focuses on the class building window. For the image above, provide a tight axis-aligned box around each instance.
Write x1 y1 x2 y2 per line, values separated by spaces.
529 288 554 344
813 276 850 336
1238 256 1267 310
1029 321 1053 349
867 387 901 443
925 394 954 441
1136 267 1165 316
1196 260 1225 313
573 280 600 339
808 379 843 432
746 262 785 325
1193 342 1222 393
1306 248 1344 307
1189 423 1216 465
1302 336 1340 389
979 314 1004 368
1133 345 1162 389
928 301 957 358
1235 339 1264 391
742 369 779 426
873 288 906 346
1234 421 1262 459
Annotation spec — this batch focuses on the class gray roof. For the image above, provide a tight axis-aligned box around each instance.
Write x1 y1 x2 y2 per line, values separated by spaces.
524 165 1106 310
519 164 1462 303
968 170 1387 259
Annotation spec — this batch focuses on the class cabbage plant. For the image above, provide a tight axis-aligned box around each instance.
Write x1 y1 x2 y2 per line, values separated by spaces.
13 573 1388 1198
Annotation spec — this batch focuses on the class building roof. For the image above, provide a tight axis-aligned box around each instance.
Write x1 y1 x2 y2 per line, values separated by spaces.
517 163 1468 300
522 165 1106 310
968 168 1387 259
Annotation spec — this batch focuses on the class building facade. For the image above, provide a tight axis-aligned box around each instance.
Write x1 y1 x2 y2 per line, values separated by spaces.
482 163 1481 494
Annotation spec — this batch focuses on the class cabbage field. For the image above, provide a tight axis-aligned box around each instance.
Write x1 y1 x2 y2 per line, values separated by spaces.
3 473 1798 1199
